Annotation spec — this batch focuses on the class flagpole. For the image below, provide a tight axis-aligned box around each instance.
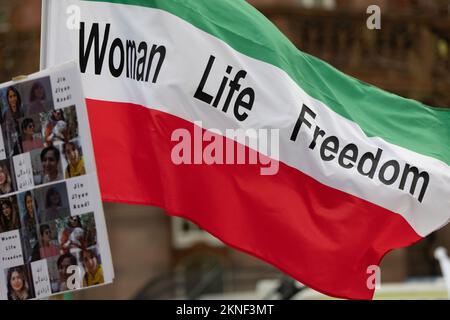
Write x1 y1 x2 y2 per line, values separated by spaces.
40 0 50 70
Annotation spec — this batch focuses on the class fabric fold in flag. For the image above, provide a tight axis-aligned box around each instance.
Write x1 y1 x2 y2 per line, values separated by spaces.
41 0 450 299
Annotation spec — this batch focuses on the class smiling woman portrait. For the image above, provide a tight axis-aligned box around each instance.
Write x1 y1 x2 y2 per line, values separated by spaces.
6 266 31 300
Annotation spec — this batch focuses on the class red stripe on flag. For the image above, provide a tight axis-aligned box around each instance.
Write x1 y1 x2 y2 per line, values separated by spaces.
86 99 421 299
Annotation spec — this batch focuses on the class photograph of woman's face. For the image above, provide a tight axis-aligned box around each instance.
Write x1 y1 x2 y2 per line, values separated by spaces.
83 251 98 274
23 120 35 136
69 216 79 227
25 195 34 216
42 149 59 177
42 227 51 241
10 270 24 292
7 89 18 112
65 144 80 166
52 110 63 121
58 256 73 281
0 166 8 185
33 84 44 101
2 202 12 219
49 191 60 207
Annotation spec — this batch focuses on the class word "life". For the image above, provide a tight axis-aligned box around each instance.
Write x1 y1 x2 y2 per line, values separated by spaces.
194 55 255 122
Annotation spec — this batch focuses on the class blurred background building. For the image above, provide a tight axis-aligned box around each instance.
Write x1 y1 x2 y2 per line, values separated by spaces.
0 0 449 299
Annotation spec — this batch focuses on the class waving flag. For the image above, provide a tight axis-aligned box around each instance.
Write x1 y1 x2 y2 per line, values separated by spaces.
41 0 450 299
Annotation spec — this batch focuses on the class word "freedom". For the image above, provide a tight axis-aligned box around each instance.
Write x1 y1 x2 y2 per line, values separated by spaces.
290 104 430 203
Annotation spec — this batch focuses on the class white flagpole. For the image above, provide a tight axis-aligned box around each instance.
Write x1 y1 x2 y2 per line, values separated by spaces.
40 0 50 70
434 247 450 299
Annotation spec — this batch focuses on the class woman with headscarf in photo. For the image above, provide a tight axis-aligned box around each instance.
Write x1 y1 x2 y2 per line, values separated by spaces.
7 266 31 300
3 86 24 156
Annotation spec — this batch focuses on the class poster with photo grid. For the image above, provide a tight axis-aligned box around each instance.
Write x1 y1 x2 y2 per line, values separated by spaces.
0 61 114 300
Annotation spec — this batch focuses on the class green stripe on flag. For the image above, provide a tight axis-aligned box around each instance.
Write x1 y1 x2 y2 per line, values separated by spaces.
85 0 450 165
